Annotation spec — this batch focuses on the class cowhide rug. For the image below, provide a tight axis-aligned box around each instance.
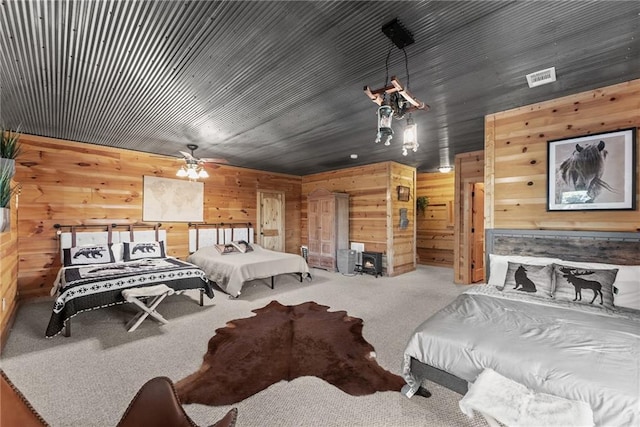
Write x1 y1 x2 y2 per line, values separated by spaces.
175 300 413 405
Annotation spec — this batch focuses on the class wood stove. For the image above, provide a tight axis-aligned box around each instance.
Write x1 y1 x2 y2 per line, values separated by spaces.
360 251 383 277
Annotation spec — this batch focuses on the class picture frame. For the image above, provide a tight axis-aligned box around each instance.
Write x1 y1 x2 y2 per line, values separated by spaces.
397 185 410 202
547 127 636 211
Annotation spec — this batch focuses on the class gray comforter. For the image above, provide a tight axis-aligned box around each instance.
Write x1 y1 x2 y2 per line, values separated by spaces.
402 285 640 426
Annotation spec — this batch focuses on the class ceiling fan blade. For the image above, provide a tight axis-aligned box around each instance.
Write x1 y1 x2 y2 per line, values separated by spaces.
179 151 196 160
200 157 229 164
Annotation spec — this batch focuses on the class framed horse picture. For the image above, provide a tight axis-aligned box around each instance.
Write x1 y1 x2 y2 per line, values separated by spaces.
547 127 636 211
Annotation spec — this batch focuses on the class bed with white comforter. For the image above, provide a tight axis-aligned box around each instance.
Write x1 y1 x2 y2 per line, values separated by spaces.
187 243 310 297
402 229 640 426
402 284 640 426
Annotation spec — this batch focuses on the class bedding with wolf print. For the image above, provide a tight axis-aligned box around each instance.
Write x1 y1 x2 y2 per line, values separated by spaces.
501 262 554 298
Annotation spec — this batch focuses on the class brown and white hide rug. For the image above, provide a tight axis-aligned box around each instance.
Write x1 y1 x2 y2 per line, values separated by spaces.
175 300 407 406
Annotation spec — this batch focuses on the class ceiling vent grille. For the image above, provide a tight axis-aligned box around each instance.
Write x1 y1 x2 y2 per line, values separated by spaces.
526 67 556 88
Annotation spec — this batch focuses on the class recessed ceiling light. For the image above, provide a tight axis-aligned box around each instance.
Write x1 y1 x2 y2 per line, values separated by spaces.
350 154 358 159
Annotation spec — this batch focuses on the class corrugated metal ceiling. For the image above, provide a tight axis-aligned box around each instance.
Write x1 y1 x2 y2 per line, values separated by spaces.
1 1 639 175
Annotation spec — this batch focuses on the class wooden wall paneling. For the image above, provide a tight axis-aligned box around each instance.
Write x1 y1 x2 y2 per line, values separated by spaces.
0 181 19 351
484 115 496 232
386 163 394 275
389 163 416 276
13 134 302 299
416 171 455 267
485 78 640 233
302 161 413 276
453 151 485 284
302 163 390 252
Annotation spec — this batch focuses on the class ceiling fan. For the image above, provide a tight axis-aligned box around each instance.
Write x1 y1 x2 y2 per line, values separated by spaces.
179 144 228 165
176 144 228 180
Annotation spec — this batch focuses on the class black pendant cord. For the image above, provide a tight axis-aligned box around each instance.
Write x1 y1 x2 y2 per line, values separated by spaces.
384 45 393 90
403 47 410 90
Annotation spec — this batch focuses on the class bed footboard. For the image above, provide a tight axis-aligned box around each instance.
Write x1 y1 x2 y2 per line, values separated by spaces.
410 357 468 395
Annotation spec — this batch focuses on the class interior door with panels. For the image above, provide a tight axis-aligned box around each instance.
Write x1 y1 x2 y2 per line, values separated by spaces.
257 190 285 252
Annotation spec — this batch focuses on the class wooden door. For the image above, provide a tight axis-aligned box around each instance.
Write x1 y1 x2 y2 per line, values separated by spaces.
257 190 285 252
471 183 485 282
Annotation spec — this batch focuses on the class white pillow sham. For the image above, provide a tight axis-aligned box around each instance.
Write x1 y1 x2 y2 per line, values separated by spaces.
111 243 124 263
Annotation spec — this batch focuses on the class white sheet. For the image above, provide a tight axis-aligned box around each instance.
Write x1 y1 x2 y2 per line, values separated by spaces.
186 244 310 297
402 285 640 426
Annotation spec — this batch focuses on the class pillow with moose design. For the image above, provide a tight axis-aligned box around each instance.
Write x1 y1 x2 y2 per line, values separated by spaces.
500 262 554 298
552 264 618 309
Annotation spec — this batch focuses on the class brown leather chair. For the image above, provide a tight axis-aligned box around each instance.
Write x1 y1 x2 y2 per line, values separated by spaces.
117 376 237 427
0 369 49 427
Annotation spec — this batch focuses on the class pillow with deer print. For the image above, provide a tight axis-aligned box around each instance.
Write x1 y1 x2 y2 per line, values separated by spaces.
501 262 554 298
552 264 618 309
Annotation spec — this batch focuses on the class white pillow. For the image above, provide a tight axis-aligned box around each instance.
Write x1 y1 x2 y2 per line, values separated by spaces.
551 260 640 311
488 254 562 287
111 243 124 263
123 241 166 261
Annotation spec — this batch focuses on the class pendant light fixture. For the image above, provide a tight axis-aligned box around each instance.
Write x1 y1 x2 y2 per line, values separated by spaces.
364 18 429 155
375 102 394 145
402 114 418 155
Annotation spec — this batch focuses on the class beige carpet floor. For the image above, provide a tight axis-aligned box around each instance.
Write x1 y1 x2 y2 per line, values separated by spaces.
1 265 488 427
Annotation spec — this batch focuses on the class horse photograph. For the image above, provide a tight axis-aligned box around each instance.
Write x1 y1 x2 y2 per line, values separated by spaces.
547 128 636 211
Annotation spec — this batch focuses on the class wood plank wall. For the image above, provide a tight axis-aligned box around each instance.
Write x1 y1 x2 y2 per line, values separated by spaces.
453 151 485 283
301 162 416 276
389 162 417 275
485 79 640 232
0 182 19 350
13 134 302 299
416 171 455 267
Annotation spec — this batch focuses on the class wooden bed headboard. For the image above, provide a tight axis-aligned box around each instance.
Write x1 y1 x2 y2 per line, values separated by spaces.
486 229 640 277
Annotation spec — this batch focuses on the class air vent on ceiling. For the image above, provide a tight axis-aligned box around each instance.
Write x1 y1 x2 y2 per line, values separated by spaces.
525 67 556 88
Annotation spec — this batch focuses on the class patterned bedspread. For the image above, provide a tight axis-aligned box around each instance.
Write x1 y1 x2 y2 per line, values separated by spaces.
46 258 214 337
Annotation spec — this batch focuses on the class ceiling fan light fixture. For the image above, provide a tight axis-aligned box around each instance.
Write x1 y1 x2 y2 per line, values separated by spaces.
187 168 199 180
175 144 219 181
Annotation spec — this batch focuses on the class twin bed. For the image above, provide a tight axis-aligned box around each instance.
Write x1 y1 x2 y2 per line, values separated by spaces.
402 229 640 426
